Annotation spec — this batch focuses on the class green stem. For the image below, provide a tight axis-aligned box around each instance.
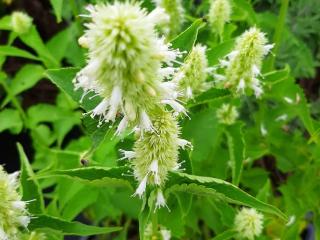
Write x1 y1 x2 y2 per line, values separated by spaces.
265 0 289 71
152 210 158 238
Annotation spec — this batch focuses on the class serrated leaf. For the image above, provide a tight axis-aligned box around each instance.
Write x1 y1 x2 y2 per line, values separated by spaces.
189 88 231 107
17 143 45 214
225 122 245 186
46 68 101 111
0 46 39 60
171 18 205 52
166 172 287 221
36 166 135 188
29 215 122 236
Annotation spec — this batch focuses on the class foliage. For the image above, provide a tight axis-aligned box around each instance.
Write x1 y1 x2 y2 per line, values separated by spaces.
0 0 319 239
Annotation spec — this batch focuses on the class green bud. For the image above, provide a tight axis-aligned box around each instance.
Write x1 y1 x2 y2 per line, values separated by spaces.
11 12 32 34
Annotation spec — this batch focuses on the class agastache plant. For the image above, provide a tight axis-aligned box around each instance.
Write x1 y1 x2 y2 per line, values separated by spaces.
215 27 274 97
74 2 184 134
174 44 211 99
0 166 30 240
208 0 232 37
216 103 239 125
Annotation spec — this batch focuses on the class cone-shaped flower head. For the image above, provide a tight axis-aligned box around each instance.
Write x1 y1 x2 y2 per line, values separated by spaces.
234 208 264 240
153 0 185 38
0 166 30 240
121 108 190 201
217 27 273 97
11 12 32 34
208 0 231 36
75 2 183 133
216 103 239 125
174 44 210 99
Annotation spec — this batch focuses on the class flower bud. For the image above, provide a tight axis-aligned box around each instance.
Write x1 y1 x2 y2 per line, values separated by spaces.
216 103 239 125
0 166 30 240
208 0 232 36
153 0 185 38
217 27 273 97
234 208 264 239
11 12 32 34
74 2 183 133
174 44 209 99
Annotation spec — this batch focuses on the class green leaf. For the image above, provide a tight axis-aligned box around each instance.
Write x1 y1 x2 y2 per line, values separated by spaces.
1 64 44 107
225 122 245 186
0 15 11 30
171 18 205 52
50 0 63 22
166 171 287 221
0 109 23 134
46 68 100 111
207 39 235 65
189 88 231 107
36 166 135 188
0 46 39 60
20 26 59 68
29 215 122 236
263 65 290 84
212 229 238 240
17 143 45 214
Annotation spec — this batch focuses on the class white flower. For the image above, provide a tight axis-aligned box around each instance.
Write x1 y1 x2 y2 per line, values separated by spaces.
155 189 167 210
119 150 136 161
133 175 148 198
234 208 264 240
177 139 192 149
74 2 183 134
160 229 171 240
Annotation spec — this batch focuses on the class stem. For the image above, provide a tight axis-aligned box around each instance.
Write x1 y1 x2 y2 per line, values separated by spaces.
265 0 289 71
151 210 158 239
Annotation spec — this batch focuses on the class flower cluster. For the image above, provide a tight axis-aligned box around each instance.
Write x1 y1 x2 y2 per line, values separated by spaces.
153 0 185 38
208 0 232 36
215 27 273 97
121 108 190 208
216 103 239 125
234 208 264 239
174 44 210 99
11 12 32 35
0 166 30 240
144 223 171 240
75 2 184 133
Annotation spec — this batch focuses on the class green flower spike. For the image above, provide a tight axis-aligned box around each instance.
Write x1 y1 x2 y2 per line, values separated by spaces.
215 27 274 97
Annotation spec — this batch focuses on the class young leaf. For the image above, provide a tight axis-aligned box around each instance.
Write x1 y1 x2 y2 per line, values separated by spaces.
29 215 122 236
17 143 45 214
166 171 287 221
0 109 23 134
188 88 231 107
225 122 245 186
0 46 39 60
50 0 63 23
171 18 206 52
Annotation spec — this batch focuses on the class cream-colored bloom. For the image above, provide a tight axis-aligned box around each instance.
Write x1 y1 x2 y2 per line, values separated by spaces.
0 166 30 240
11 12 32 34
234 208 264 239
216 27 273 97
74 2 183 133
209 0 232 36
174 44 210 99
